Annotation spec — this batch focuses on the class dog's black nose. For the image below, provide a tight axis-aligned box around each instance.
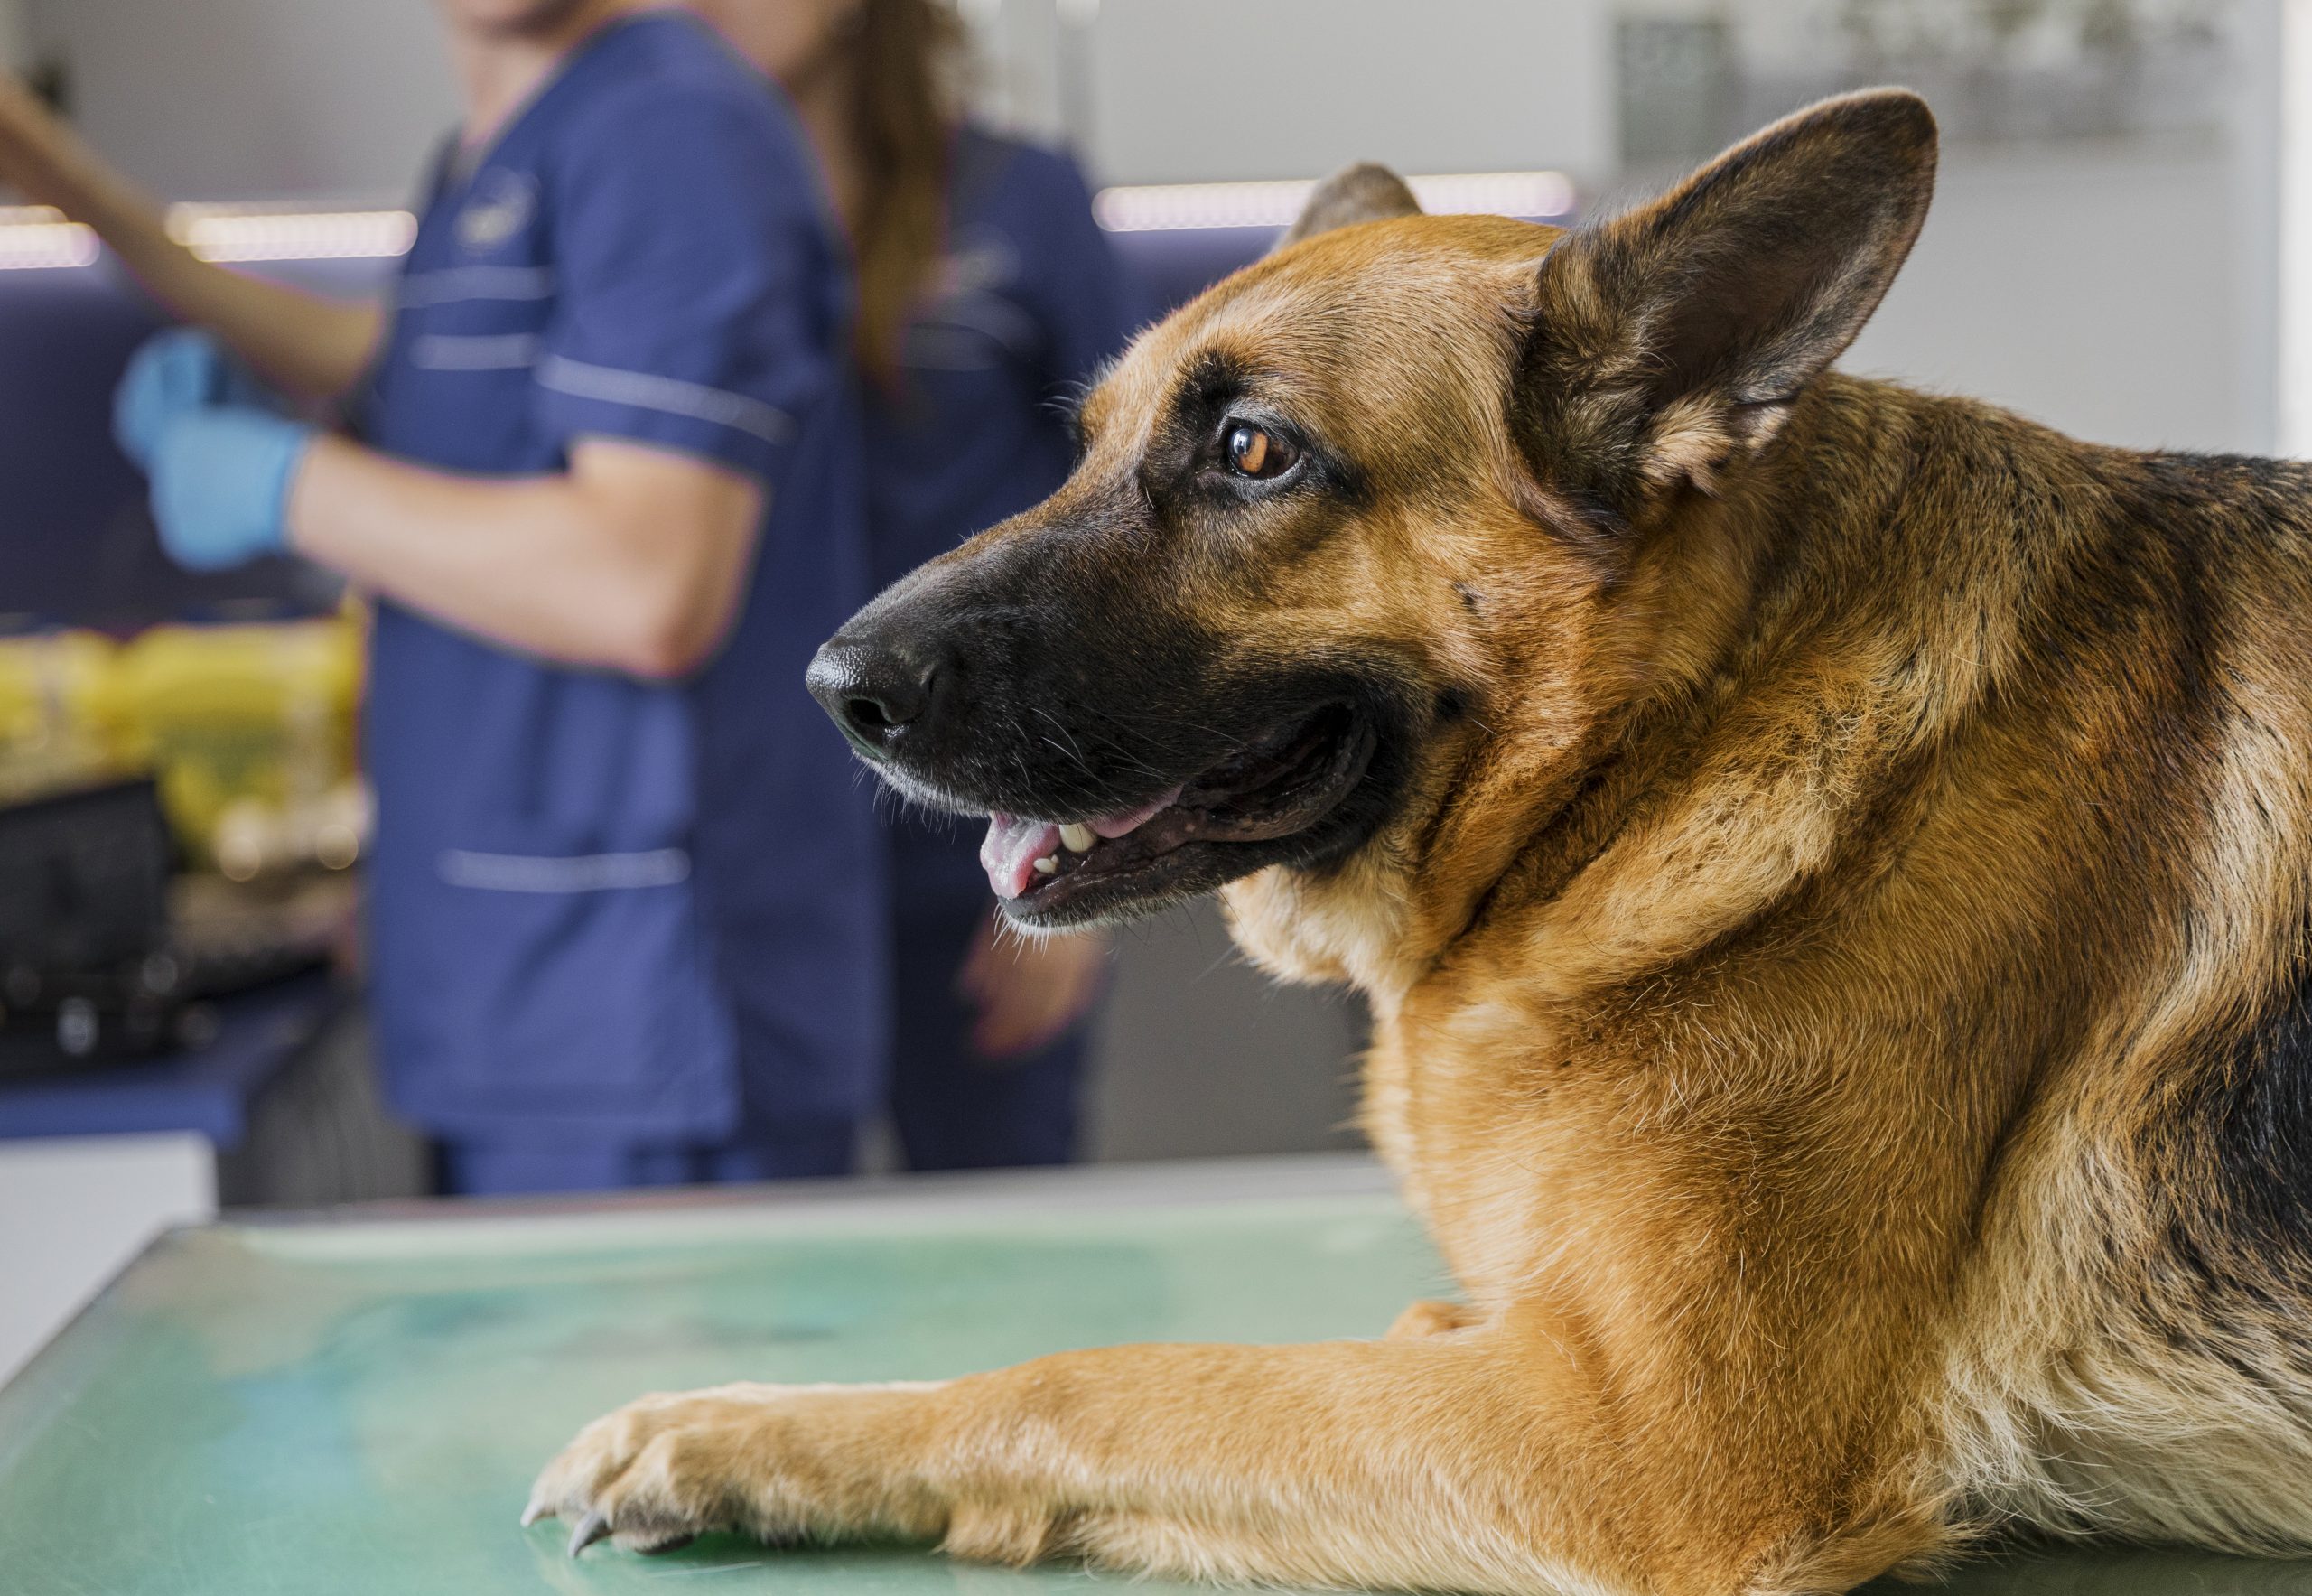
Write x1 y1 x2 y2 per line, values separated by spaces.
806 636 941 759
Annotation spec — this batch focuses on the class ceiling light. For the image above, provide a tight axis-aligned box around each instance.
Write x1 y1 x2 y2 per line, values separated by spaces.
0 203 416 272
1093 170 1576 232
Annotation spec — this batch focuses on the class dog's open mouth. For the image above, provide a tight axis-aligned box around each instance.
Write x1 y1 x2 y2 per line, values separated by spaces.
980 705 1375 923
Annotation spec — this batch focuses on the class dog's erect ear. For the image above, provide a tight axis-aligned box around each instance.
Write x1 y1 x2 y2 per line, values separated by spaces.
1516 89 1937 529
1278 163 1422 249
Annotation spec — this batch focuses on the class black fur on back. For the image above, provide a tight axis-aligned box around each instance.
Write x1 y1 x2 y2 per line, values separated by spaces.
2189 925 2312 1278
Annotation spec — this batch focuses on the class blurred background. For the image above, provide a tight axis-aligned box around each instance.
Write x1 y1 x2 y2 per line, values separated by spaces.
0 0 2302 1378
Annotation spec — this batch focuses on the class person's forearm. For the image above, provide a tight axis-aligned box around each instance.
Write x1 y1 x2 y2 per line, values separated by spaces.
285 435 754 678
99 207 381 403
12 96 377 398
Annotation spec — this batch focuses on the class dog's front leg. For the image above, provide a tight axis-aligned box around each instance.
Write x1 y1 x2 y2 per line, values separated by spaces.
529 1332 1650 1594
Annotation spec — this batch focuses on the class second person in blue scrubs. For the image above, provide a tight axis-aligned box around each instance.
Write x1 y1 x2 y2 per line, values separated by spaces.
0 1 886 1192
693 0 1142 1168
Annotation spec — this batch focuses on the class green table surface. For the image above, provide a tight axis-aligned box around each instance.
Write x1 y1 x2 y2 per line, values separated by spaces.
3 1155 2309 1596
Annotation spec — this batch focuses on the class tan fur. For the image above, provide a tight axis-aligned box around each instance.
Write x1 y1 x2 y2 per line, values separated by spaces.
533 92 2312 1592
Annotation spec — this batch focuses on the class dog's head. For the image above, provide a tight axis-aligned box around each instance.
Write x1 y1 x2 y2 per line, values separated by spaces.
808 91 1937 952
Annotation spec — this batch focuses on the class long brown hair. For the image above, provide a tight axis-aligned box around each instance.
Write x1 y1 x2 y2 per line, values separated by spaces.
844 0 967 389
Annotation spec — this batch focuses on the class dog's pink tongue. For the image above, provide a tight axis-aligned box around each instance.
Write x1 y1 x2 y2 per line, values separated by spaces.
982 814 1060 901
981 789 1187 901
1090 787 1182 838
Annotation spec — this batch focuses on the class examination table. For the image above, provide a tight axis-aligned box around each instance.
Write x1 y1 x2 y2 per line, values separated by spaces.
1 1155 2300 1596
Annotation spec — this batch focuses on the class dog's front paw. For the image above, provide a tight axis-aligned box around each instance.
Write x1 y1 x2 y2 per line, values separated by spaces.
524 1381 944 1557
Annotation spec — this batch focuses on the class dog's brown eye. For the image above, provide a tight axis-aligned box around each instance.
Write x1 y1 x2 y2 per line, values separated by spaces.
1225 422 1291 480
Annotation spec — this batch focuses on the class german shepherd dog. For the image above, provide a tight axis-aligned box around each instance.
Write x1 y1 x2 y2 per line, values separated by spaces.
530 90 2312 1593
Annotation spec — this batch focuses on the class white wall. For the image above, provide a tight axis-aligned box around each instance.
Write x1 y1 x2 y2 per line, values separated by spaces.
0 1134 214 1382
22 0 1614 193
23 0 457 201
1082 0 1614 184
0 0 31 76
1846 146 2260 455
2281 0 2312 454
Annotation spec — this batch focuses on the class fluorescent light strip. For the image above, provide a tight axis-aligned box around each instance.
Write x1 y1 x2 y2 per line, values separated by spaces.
168 207 417 263
0 203 416 271
1093 170 1576 233
0 207 98 270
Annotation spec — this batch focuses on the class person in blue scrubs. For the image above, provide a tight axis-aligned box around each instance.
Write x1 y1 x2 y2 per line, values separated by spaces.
0 2 886 1192
695 0 1141 1168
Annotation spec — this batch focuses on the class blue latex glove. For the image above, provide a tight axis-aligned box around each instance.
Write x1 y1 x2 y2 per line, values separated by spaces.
113 327 285 472
145 406 315 571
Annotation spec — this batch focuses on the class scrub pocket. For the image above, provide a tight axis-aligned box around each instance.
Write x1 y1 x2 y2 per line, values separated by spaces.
391 818 739 1138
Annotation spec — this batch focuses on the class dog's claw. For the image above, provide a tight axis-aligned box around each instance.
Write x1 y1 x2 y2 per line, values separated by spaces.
519 1498 549 1528
568 1510 611 1557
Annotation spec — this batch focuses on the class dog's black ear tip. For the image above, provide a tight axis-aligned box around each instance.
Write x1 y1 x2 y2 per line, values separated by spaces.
1700 88 1937 219
1795 87 1940 166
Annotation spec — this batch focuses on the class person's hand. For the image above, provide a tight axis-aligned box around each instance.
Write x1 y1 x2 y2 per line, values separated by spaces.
145 406 314 571
956 913 1111 1062
114 328 284 471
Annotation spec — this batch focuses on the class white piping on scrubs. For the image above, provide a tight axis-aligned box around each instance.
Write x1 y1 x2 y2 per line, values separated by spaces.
408 332 544 369
437 847 692 892
534 354 794 445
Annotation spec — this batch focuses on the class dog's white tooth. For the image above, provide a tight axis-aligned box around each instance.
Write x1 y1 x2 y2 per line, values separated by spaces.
1059 823 1095 853
1033 854 1059 874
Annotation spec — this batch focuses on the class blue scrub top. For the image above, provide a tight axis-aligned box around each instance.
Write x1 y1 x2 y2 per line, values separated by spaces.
869 127 1142 914
359 12 886 1143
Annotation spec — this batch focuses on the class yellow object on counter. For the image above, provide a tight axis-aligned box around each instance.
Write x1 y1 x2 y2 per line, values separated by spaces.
0 610 371 873
112 614 365 873
0 629 137 801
